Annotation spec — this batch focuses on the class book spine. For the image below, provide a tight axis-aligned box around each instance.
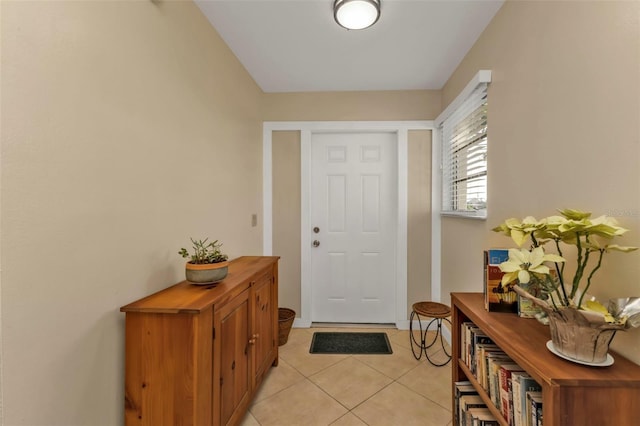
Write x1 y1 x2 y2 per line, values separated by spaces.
520 380 542 426
507 373 516 425
483 250 489 310
499 368 509 423
511 375 523 426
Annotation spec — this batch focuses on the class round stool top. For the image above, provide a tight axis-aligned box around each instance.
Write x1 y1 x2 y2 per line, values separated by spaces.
412 301 451 318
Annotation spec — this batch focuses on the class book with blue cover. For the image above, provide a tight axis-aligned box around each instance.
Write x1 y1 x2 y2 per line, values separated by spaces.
483 249 518 313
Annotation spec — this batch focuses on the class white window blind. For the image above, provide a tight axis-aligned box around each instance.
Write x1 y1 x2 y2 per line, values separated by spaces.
440 83 488 218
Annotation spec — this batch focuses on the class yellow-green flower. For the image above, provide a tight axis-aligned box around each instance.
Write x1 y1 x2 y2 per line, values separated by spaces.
583 300 616 323
586 215 630 239
492 216 545 247
558 208 591 221
604 244 638 253
493 208 638 309
499 247 565 285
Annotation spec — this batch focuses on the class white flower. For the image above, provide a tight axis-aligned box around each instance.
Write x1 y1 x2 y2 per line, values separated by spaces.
499 247 565 285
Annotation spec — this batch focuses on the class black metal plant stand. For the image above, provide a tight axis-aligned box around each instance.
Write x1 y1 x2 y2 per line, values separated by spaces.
409 301 452 366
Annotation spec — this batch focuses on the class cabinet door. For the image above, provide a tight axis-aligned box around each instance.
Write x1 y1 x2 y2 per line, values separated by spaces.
252 272 275 388
218 289 251 426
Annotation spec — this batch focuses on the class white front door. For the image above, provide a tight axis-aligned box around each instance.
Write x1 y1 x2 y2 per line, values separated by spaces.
310 132 397 323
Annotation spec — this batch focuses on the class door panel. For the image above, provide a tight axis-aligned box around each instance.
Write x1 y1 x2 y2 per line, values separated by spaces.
311 132 397 323
252 274 274 387
327 175 346 232
361 175 380 231
219 290 250 426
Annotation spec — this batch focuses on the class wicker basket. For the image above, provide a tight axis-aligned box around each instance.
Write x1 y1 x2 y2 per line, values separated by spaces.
278 308 296 346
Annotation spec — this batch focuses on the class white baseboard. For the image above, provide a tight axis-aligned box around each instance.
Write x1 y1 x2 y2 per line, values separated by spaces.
292 318 311 328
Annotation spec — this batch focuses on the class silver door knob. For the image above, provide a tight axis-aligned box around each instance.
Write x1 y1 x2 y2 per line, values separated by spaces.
312 240 320 247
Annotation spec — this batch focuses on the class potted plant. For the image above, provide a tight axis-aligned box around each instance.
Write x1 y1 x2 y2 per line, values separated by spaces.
493 209 640 364
179 238 229 285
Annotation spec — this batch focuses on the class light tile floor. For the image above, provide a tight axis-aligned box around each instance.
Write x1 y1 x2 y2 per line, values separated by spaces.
241 326 453 426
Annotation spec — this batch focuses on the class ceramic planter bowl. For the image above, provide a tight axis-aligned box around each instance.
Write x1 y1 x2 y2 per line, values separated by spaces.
185 261 229 285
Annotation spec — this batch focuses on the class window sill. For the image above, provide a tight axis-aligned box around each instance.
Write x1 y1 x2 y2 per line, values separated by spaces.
440 212 487 220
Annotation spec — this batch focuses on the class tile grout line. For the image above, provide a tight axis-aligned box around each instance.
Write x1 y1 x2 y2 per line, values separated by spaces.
246 328 452 426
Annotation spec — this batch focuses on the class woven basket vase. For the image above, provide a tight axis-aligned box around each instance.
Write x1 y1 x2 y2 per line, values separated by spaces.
546 307 624 364
513 285 625 364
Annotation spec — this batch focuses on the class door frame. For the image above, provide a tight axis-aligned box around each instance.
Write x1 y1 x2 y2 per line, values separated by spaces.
263 121 436 329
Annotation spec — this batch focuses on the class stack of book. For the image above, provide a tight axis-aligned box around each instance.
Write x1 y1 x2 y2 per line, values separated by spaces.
526 391 543 426
454 381 500 426
483 248 542 318
460 321 543 426
460 321 494 377
483 249 517 314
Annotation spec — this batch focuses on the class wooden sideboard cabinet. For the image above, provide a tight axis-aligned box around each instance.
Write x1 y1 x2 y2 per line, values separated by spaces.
451 292 640 426
121 256 279 426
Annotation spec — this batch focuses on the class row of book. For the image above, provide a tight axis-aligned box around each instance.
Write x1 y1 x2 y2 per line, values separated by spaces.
455 381 500 426
459 321 543 426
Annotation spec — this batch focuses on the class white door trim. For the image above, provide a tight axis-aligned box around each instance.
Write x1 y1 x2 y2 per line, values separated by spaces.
263 121 436 329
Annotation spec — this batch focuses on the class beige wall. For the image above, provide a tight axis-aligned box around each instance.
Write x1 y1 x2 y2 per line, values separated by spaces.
1 1 263 424
407 130 432 312
272 131 302 314
268 92 437 319
264 90 441 122
440 0 640 363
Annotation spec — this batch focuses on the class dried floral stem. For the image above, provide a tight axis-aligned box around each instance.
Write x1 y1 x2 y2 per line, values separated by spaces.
578 249 605 308
553 239 569 304
571 233 585 299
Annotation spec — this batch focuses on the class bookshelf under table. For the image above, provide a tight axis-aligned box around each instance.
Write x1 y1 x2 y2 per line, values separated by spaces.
451 292 640 426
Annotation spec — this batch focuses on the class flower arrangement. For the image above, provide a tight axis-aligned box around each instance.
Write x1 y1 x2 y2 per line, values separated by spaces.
493 208 638 324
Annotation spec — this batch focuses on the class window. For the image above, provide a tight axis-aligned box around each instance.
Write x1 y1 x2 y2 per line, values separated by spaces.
438 71 490 218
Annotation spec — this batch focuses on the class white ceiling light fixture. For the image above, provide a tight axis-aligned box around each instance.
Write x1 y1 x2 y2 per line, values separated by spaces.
334 0 381 30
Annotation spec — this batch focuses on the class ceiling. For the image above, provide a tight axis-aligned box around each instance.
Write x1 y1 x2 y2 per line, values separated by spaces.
195 0 504 93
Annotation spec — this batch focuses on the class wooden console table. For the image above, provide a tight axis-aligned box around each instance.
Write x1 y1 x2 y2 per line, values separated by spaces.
121 256 279 426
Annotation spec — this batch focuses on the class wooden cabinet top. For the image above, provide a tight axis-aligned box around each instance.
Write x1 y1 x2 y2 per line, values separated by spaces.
120 256 279 314
452 292 640 387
